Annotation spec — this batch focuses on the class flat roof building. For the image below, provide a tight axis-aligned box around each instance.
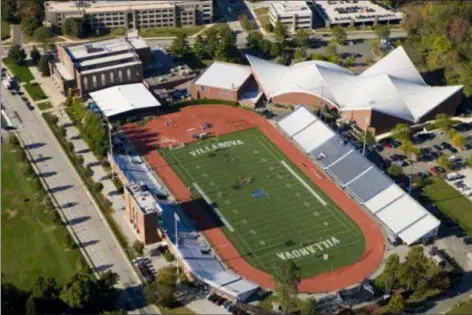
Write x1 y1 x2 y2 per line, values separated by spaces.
45 0 213 30
312 0 404 28
51 36 151 97
89 83 161 119
269 1 313 32
125 183 161 245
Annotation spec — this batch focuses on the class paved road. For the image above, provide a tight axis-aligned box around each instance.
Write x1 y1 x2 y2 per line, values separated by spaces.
1 87 156 314
12 24 22 46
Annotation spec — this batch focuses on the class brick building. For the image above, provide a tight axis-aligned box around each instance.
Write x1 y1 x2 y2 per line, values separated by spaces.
50 37 151 97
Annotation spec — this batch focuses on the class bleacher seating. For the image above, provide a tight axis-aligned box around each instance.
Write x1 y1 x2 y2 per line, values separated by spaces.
276 106 440 245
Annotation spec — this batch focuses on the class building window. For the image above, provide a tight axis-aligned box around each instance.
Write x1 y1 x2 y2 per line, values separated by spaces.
83 77 88 90
92 75 97 88
110 72 114 83
101 73 106 86
126 68 131 80
118 70 123 82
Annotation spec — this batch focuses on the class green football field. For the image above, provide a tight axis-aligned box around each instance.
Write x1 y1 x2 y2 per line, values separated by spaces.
161 128 365 277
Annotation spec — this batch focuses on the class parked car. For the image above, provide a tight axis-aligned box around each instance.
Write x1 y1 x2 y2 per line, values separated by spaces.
463 237 472 245
433 144 443 151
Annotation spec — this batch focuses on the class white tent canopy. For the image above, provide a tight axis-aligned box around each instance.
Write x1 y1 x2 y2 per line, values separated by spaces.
248 47 462 123
89 83 161 118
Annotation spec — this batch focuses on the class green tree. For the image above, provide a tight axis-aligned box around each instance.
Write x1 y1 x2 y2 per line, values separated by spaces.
293 48 307 63
1 0 18 23
21 15 40 37
435 113 454 132
60 272 92 309
391 123 412 141
467 154 472 168
295 29 310 48
144 266 177 307
273 260 301 311
400 140 420 160
324 41 337 57
270 41 282 58
363 130 376 146
247 31 263 52
344 55 355 67
39 56 50 76
331 26 347 44
436 154 452 170
192 35 207 59
274 20 286 43
100 309 128 315
33 26 53 45
375 25 391 41
25 296 37 315
8 44 27 66
375 254 401 293
62 18 87 38
2 282 26 314
239 14 251 31
386 294 405 315
30 45 41 65
132 240 144 256
387 164 403 177
31 276 59 313
312 53 326 61
170 33 189 58
298 298 318 315
93 271 120 312
452 132 467 149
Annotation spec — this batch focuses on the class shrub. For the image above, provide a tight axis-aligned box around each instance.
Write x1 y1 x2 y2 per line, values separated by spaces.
95 182 104 192
132 240 145 256
163 250 175 262
387 164 403 177
85 167 94 177
77 155 84 165
66 141 74 152
51 210 62 224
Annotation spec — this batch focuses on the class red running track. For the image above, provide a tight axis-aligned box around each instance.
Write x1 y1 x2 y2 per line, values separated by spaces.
124 105 385 293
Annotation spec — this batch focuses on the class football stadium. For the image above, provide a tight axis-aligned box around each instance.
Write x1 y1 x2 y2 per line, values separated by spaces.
124 105 385 292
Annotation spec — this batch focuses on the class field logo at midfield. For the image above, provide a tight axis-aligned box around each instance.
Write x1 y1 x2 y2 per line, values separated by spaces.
251 188 269 198
276 237 341 260
189 140 245 157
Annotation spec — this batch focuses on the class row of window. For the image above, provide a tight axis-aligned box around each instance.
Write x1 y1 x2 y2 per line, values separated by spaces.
82 68 140 90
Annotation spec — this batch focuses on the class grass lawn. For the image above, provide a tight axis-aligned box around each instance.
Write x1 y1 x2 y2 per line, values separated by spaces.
254 7 269 16
422 177 472 236
2 57 34 82
161 128 365 278
1 142 83 290
24 82 48 101
140 26 204 38
1 21 10 40
37 101 53 110
448 298 472 314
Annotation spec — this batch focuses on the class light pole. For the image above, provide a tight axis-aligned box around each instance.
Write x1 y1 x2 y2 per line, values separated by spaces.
174 212 180 277
362 116 369 156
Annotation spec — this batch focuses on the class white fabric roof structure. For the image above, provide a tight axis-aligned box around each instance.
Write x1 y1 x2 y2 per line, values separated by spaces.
248 46 462 123
277 106 440 245
89 83 161 117
194 61 252 90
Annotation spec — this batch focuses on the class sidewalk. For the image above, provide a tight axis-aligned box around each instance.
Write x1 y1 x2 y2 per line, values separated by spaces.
28 65 139 244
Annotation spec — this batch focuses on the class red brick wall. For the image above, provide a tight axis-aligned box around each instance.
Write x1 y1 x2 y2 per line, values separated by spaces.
190 84 239 102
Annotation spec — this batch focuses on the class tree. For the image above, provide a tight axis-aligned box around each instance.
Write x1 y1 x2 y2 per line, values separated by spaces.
363 131 376 146
270 41 282 58
435 113 454 132
132 240 144 256
274 21 286 43
452 133 467 149
60 272 92 309
298 298 318 315
436 155 452 170
92 271 120 312
247 31 264 52
448 18 471 43
8 44 27 66
386 294 405 315
468 154 472 168
375 25 391 41
375 254 401 293
344 55 355 67
2 282 26 314
33 26 53 45
387 164 403 177
312 53 326 61
399 140 420 160
170 33 189 58
31 276 59 313
2 0 18 23
192 35 207 59
293 48 307 63
30 45 41 65
295 29 310 48
39 56 50 76
144 266 177 307
331 26 347 44
391 123 412 142
239 14 251 31
21 15 40 37
25 296 37 315
62 18 88 38
273 260 301 311
325 41 337 57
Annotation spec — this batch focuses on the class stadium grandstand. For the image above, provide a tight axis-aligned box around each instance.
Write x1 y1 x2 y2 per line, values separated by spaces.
277 106 440 245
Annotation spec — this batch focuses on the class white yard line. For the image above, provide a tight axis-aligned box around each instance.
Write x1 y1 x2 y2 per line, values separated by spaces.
280 160 327 206
192 182 235 232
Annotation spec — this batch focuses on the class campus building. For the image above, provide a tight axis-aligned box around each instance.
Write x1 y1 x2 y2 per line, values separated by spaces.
45 0 213 30
312 0 404 28
192 46 463 133
50 37 151 97
124 183 161 245
269 1 313 31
